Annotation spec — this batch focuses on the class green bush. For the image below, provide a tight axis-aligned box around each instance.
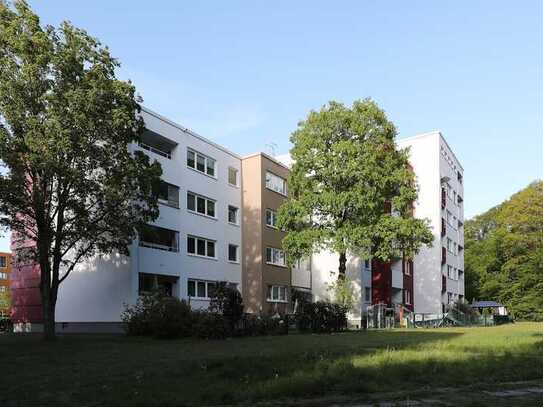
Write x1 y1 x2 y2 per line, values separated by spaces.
237 313 289 336
209 282 244 332
192 311 229 339
295 301 347 333
121 292 193 339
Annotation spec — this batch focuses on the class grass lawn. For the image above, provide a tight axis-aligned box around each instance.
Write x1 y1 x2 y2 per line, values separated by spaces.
2 323 543 406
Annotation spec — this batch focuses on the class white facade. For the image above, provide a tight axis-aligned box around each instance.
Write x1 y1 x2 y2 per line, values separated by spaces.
398 131 464 314
55 107 243 326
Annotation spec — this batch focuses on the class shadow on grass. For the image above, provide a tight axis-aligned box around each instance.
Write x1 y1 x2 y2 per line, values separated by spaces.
3 328 543 406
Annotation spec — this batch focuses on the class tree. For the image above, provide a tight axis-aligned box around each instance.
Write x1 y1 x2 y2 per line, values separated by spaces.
278 99 433 278
465 180 543 320
0 1 162 339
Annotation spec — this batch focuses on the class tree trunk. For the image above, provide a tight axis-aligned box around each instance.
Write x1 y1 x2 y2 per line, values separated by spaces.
42 292 56 341
338 252 347 280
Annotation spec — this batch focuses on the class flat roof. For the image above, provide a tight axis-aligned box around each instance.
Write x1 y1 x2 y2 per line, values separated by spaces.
140 106 242 160
398 131 464 172
242 151 291 171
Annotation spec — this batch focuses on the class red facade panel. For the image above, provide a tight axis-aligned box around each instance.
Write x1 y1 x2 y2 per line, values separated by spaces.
371 259 391 306
402 259 414 311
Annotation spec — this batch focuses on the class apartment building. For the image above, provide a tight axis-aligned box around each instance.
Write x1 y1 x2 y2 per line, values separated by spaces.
0 252 11 317
9 103 463 332
11 107 243 332
398 131 464 314
241 153 293 313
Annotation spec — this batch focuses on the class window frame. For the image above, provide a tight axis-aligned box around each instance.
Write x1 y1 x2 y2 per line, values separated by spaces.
186 148 217 178
265 246 286 267
267 285 288 303
187 279 217 300
228 205 239 225
0 256 6 268
187 235 217 259
228 166 239 187
265 171 287 196
187 191 217 219
227 243 239 263
265 208 278 229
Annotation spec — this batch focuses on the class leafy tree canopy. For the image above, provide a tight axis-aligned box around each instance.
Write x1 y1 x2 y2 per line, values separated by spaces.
0 0 162 338
465 180 543 320
278 99 433 277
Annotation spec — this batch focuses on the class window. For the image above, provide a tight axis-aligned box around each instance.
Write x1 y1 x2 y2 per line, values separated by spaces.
0 272 7 279
155 181 179 208
228 244 239 262
404 261 412 276
265 171 287 196
447 265 453 279
447 292 453 304
187 148 216 177
139 225 179 252
187 279 217 300
267 285 287 302
0 256 6 268
228 167 239 186
404 289 412 305
364 259 371 270
265 209 278 228
294 257 310 271
266 247 286 267
447 238 453 253
187 192 216 218
228 205 239 225
187 235 216 258
0 286 5 293
365 287 371 302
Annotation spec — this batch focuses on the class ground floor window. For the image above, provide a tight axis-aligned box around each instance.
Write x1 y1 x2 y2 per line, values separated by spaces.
187 279 217 300
267 285 288 302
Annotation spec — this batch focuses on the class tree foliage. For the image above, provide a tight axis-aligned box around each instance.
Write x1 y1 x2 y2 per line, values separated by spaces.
278 99 433 276
465 180 543 320
0 1 162 338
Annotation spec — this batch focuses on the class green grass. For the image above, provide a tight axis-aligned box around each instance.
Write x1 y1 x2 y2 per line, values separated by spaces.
2 323 543 406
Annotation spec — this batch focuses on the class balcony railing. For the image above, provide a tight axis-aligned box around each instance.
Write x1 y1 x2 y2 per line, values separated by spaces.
139 241 178 252
139 142 172 159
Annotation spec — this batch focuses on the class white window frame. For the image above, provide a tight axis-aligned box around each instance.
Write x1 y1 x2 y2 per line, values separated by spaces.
265 171 287 196
187 279 217 300
0 256 6 268
404 289 412 305
0 272 7 279
187 235 217 259
265 208 278 229
187 191 217 219
228 244 239 263
228 167 239 187
265 247 286 267
187 148 217 178
267 285 288 303
228 205 239 225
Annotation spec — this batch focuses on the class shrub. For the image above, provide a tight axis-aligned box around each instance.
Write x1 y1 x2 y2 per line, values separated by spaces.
192 311 229 339
121 292 193 339
295 301 347 333
237 313 288 336
209 282 244 332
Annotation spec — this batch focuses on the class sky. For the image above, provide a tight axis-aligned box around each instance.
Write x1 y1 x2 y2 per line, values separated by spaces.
1 1 542 250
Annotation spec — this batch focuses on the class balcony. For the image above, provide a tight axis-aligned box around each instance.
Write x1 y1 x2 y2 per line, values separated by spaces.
139 129 177 159
441 218 446 237
441 187 447 209
139 224 179 252
155 181 180 208
442 275 447 293
441 247 447 265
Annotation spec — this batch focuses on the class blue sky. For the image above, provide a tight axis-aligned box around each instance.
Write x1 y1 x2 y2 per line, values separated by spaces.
1 1 541 250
